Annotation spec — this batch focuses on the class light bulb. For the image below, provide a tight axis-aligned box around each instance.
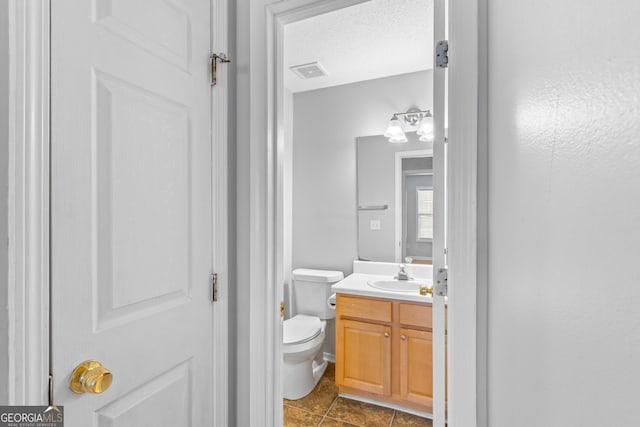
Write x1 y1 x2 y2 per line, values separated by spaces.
388 134 408 143
384 116 404 137
416 115 434 141
384 115 407 142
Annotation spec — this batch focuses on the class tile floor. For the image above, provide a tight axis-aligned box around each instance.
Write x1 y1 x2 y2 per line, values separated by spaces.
283 363 433 427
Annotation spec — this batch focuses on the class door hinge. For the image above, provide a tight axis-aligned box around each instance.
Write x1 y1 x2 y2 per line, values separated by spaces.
210 52 231 86
280 301 285 318
435 267 448 296
47 374 61 412
436 40 449 68
48 374 54 407
211 273 219 302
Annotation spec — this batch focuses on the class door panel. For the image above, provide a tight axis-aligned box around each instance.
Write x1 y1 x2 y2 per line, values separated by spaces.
95 72 194 329
432 0 448 421
95 362 191 426
94 0 192 71
51 0 213 425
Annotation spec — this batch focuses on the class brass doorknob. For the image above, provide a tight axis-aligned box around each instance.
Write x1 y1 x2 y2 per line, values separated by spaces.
70 360 113 394
419 285 433 297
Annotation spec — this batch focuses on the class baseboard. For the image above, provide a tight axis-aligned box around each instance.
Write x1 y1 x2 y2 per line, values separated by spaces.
339 392 434 420
323 352 335 363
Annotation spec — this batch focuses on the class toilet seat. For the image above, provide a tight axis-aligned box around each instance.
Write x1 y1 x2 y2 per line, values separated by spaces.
283 314 322 345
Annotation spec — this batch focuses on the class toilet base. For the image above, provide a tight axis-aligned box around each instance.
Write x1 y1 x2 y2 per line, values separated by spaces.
283 352 327 400
312 359 328 384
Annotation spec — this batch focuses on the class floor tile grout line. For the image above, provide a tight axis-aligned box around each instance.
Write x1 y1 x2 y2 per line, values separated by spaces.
285 399 428 427
318 395 337 426
323 414 366 427
283 387 339 426
325 395 363 427
286 362 429 427
320 392 334 426
283 402 326 419
325 394 339 417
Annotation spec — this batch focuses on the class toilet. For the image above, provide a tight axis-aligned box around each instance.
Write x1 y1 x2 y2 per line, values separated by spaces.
283 268 344 400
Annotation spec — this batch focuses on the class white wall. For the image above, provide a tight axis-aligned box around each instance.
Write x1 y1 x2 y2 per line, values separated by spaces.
291 72 431 359
292 70 433 274
0 0 9 405
486 1 640 426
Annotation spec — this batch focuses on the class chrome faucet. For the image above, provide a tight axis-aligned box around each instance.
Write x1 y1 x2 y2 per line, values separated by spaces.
394 263 412 281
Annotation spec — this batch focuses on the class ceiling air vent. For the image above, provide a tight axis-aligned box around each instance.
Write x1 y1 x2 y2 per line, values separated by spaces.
289 62 328 79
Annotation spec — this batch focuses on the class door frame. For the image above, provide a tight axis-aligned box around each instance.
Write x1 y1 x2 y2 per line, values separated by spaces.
240 0 484 425
395 149 433 263
5 2 230 424
5 0 51 405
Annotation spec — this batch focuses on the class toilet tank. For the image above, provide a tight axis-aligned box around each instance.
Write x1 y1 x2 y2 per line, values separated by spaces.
292 268 344 320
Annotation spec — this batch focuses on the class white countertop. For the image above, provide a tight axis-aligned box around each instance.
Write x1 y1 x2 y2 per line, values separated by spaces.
331 273 435 303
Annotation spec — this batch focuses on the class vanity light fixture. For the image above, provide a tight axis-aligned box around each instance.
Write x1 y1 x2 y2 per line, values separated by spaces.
384 108 433 143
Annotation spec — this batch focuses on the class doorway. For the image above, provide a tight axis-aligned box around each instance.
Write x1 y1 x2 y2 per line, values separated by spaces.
278 0 445 425
235 0 482 422
240 0 481 424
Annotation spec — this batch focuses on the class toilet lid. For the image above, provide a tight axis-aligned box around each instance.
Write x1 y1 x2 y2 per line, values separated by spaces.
283 315 322 345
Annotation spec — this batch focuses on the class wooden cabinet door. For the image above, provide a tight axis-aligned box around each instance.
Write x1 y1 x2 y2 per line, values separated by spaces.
336 319 392 396
400 328 433 406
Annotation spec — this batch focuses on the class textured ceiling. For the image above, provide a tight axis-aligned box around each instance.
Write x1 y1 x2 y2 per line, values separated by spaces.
284 0 433 93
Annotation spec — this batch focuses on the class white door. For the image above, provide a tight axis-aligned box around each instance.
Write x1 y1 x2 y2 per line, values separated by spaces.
51 1 215 425
432 0 448 425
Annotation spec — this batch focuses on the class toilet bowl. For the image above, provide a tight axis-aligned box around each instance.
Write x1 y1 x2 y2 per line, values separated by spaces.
282 314 327 400
282 268 344 400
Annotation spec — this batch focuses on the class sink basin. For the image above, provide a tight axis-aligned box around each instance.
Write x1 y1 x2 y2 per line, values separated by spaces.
367 279 431 293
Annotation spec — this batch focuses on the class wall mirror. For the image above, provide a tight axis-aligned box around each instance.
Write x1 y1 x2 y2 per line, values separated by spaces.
357 132 433 263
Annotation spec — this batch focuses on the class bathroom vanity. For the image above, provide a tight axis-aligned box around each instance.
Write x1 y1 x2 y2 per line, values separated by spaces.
332 262 445 416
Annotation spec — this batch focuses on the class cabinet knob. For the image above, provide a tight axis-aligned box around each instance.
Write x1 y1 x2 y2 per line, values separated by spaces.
401 335 406 340
384 332 390 338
